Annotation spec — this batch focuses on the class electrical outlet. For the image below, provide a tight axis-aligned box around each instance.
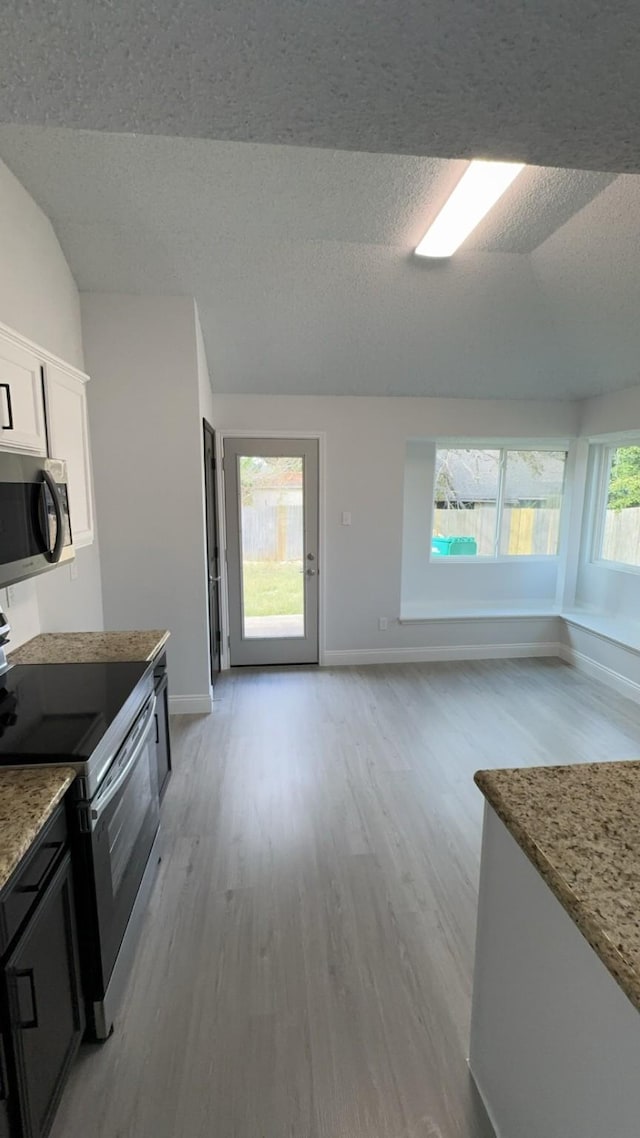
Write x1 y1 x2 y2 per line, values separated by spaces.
5 585 16 607
69 561 79 581
378 617 388 631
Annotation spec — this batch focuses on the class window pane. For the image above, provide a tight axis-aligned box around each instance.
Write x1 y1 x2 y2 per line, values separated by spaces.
499 451 566 556
432 449 500 557
601 446 640 567
238 455 305 638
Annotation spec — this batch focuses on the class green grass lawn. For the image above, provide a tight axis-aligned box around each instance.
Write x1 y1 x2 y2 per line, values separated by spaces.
242 560 303 617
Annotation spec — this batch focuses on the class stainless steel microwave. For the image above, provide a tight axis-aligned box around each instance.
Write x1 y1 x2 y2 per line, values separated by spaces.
0 452 75 588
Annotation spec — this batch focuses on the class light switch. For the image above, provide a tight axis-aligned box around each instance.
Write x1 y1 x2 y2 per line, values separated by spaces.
341 511 352 526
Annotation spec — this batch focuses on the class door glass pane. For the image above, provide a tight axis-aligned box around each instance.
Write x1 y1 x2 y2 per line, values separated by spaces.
238 455 305 639
499 451 566 555
432 449 500 557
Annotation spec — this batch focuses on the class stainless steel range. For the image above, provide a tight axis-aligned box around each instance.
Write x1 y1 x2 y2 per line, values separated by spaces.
0 624 161 1040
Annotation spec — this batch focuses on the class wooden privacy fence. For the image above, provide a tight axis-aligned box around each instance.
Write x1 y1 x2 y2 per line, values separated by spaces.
435 505 640 559
433 506 561 556
241 504 303 561
243 503 640 563
602 506 640 565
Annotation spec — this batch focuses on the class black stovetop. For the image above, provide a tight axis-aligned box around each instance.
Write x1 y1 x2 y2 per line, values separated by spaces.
0 661 150 764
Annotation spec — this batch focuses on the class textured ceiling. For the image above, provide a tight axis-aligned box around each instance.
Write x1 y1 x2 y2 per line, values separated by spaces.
0 126 639 400
1 1 640 173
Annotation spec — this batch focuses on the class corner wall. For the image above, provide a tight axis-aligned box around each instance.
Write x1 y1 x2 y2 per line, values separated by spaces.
81 294 212 710
0 158 103 646
548 384 640 699
574 386 640 622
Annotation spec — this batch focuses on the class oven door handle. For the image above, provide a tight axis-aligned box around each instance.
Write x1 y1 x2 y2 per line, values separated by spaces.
90 695 157 826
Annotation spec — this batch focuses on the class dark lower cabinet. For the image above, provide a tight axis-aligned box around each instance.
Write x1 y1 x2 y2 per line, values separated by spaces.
0 1037 11 1138
154 663 172 801
0 809 84 1138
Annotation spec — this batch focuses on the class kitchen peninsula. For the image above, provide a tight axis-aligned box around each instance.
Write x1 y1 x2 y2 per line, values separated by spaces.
471 760 640 1138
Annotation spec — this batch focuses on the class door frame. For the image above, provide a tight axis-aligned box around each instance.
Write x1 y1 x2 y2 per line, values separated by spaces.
203 419 222 684
216 429 327 670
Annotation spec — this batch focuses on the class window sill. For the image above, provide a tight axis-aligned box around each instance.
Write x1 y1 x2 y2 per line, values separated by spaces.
399 604 561 624
427 555 560 565
562 610 640 655
398 606 640 656
590 559 640 578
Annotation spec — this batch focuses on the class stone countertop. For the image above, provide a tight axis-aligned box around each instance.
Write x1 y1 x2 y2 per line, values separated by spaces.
0 768 76 891
475 761 640 1013
9 630 170 666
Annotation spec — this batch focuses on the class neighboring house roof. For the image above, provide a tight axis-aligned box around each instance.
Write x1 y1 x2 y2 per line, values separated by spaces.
435 449 565 503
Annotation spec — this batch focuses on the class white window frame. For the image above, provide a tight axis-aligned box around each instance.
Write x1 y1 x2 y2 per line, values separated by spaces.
429 442 568 563
591 439 640 575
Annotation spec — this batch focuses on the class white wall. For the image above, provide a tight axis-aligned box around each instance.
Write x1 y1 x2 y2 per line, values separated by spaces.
195 302 215 680
532 176 640 400
81 294 212 709
195 303 215 428
0 159 83 367
212 394 578 659
579 384 640 439
535 385 640 700
0 158 103 647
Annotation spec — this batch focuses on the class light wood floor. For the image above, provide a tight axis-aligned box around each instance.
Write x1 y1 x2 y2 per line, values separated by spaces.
51 659 640 1138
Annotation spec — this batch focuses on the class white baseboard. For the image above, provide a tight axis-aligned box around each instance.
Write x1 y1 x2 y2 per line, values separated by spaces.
558 644 640 703
322 642 562 667
168 693 213 715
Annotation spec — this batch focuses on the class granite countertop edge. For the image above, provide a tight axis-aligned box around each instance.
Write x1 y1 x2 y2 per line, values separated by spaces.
8 629 170 666
0 768 76 892
474 767 640 1014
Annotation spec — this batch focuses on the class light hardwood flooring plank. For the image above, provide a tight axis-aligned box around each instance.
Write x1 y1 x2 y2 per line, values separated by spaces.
50 658 640 1138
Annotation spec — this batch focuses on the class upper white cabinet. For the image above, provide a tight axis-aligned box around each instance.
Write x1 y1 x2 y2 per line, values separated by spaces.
0 323 95 548
0 338 47 455
43 362 95 548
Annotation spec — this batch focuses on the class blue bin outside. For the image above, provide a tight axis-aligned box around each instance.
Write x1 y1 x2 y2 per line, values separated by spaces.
431 535 478 557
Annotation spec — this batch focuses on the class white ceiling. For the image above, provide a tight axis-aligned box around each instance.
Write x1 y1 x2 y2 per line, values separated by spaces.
0 126 640 400
1 1 640 174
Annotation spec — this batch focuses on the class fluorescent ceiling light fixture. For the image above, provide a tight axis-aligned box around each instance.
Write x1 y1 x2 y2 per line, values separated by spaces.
415 159 525 258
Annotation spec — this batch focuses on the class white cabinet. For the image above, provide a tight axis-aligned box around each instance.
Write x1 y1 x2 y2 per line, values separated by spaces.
0 323 95 549
43 363 95 548
0 338 47 455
